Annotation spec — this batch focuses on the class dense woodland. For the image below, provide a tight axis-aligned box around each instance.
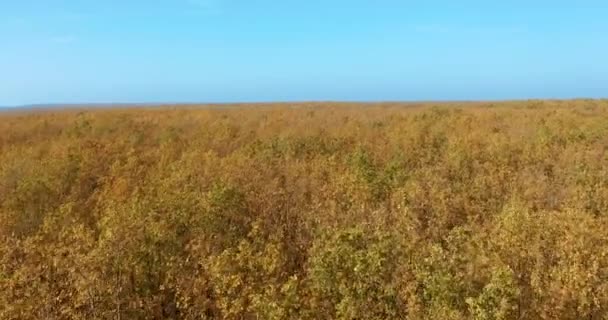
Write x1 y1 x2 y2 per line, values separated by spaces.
2 100 608 319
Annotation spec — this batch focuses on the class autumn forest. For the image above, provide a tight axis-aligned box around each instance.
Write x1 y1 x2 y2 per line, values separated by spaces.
2 100 608 319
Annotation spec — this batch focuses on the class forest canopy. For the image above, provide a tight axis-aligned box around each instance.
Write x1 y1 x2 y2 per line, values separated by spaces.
2 100 608 319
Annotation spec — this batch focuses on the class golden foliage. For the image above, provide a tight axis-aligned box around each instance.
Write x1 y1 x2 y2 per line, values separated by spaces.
2 100 608 319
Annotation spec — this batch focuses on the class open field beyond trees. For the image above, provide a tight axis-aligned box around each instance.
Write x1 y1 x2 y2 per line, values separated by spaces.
3 100 608 319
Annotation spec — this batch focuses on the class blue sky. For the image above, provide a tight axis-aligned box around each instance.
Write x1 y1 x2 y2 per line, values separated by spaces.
1 0 608 105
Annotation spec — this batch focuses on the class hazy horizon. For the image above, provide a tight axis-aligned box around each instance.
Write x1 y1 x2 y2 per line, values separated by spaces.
4 98 608 110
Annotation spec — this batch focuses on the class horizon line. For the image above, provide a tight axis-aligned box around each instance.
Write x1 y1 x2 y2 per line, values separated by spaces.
3 97 608 109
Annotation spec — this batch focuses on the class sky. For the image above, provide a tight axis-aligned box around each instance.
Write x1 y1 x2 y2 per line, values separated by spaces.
1 0 608 106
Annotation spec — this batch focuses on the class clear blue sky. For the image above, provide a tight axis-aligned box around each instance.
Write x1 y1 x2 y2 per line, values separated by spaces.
2 0 608 105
